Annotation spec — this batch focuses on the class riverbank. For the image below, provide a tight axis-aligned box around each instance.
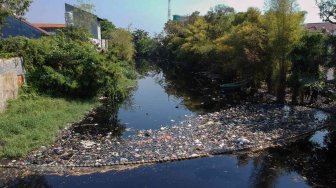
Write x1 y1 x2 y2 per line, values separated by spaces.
0 95 96 158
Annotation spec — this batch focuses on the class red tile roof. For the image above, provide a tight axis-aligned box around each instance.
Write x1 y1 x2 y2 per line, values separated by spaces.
32 24 65 28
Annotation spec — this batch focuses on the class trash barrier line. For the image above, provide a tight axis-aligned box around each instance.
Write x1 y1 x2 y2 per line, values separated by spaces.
0 124 332 169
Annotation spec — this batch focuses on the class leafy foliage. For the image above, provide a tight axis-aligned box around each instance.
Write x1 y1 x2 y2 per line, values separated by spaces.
0 27 136 100
228 8 268 83
316 0 336 24
290 32 328 103
264 0 305 102
106 28 135 62
164 6 269 77
133 29 156 58
0 0 32 26
100 19 135 62
0 0 32 17
101 18 116 39
326 34 336 67
162 1 333 103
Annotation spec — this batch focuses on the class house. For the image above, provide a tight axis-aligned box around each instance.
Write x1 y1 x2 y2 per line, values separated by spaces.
64 3 108 50
305 22 336 35
0 16 49 38
31 23 65 35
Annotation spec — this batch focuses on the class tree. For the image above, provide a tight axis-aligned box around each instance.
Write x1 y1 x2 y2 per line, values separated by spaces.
133 29 155 58
59 26 92 42
101 18 116 39
178 16 213 63
290 32 327 104
264 0 305 103
228 8 268 86
326 35 336 67
99 19 135 62
164 11 213 63
0 0 32 16
316 0 336 24
205 5 235 39
0 28 136 99
0 0 32 25
107 28 135 62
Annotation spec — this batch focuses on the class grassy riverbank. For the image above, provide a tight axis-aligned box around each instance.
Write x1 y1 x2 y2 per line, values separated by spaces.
0 95 96 158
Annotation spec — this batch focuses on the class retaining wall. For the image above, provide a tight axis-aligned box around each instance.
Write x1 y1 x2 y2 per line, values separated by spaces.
0 73 18 111
0 57 24 112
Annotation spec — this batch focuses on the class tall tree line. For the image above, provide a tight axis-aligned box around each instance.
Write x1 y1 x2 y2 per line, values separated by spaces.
161 0 333 104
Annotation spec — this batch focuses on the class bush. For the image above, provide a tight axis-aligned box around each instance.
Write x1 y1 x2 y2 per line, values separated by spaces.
0 27 136 100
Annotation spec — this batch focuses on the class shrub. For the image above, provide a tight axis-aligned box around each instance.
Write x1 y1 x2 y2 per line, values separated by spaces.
0 27 136 100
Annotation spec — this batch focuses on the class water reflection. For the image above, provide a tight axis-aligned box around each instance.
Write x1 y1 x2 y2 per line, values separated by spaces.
250 127 336 188
158 61 256 113
72 101 126 137
81 59 255 133
135 59 161 78
134 60 254 114
4 176 51 188
117 60 197 130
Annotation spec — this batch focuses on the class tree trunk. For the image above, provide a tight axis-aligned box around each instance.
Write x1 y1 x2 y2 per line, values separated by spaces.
276 60 287 104
266 71 273 94
291 72 300 105
292 86 299 105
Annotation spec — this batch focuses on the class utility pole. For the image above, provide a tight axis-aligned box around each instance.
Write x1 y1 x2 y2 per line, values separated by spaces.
168 0 171 21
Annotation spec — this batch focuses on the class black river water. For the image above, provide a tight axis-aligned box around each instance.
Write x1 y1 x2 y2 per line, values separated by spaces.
2 61 336 188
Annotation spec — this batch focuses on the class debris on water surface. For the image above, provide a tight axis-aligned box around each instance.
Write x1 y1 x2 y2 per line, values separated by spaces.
80 141 96 149
11 105 330 167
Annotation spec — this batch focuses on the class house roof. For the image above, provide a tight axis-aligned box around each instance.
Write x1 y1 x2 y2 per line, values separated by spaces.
305 22 336 33
15 17 50 35
32 24 65 28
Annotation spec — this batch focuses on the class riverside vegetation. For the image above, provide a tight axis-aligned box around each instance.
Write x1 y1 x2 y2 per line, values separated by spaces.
0 95 95 158
137 0 336 105
0 1 137 158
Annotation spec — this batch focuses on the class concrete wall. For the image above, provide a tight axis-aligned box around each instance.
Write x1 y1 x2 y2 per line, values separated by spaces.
0 57 24 75
0 57 24 112
0 72 18 112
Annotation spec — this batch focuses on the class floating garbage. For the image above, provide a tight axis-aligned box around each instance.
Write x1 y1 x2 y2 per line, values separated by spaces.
15 104 330 167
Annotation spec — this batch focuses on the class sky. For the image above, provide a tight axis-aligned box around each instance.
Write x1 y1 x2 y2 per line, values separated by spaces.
26 0 322 35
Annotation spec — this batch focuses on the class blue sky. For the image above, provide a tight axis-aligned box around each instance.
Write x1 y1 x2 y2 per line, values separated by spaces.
26 0 322 35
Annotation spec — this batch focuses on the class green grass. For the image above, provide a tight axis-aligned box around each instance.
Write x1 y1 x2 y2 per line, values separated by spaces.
0 95 96 158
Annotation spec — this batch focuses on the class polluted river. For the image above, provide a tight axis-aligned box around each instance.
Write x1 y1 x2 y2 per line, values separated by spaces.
0 61 335 188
